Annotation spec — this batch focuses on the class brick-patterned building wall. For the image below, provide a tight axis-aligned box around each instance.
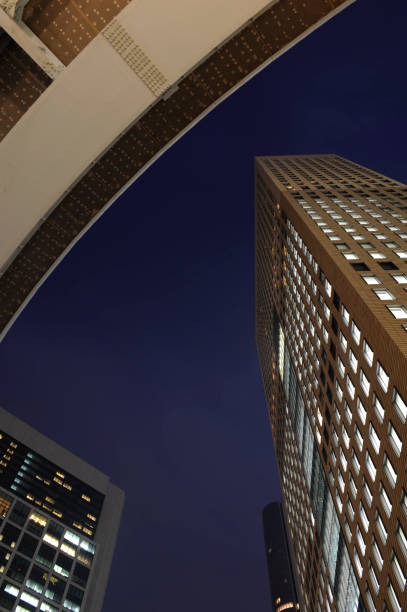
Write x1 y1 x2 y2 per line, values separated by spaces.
256 154 407 612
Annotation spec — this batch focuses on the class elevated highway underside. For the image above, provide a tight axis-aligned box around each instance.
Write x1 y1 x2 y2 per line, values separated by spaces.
0 0 354 340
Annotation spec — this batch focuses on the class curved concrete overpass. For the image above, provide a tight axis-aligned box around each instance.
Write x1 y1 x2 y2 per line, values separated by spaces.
0 0 355 340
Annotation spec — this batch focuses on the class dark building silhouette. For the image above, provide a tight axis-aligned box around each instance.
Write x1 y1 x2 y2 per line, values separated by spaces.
263 502 300 611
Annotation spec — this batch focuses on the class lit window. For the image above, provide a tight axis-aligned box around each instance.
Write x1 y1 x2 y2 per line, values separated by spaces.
341 305 350 326
352 451 360 476
388 580 401 612
354 424 363 451
391 551 406 591
349 349 358 373
342 425 350 448
394 250 407 259
392 273 407 284
339 331 347 353
380 482 392 517
362 339 373 367
347 497 355 520
384 453 397 488
376 361 389 392
393 388 407 422
351 321 361 345
369 422 380 454
362 478 373 507
397 522 407 561
387 305 407 319
374 288 395 301
369 251 386 259
360 502 369 532
369 563 379 594
388 422 402 457
337 356 345 378
335 380 343 402
360 370 370 396
344 400 352 423
372 536 383 570
376 510 388 543
361 275 381 285
366 451 376 482
346 375 355 399
343 252 359 260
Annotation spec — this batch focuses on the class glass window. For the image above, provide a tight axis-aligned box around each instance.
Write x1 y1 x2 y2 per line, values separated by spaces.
374 288 395 300
366 451 376 482
360 502 369 532
394 250 407 259
346 375 355 399
344 400 352 423
393 388 407 422
387 305 407 319
369 422 380 454
396 522 407 561
362 339 373 366
6 554 29 583
339 331 347 353
64 584 84 612
391 550 406 591
354 424 363 451
36 543 56 569
375 510 387 543
343 252 359 260
372 536 383 570
349 349 358 373
335 380 343 402
26 565 47 595
360 369 370 396
45 576 66 605
341 304 350 326
384 453 397 488
388 422 402 456
388 579 401 612
27 512 46 537
376 361 389 392
380 482 392 517
337 356 345 378
54 552 73 578
72 562 89 588
391 273 407 284
351 321 361 345
369 251 385 259
361 275 381 285
8 502 30 527
362 478 373 507
0 523 20 548
373 393 384 422
17 534 38 559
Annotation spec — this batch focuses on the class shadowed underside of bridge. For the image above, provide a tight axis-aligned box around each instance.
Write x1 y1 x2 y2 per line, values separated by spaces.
0 0 353 339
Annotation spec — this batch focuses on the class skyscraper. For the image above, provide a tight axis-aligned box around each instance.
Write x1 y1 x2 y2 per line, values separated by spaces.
263 501 300 611
255 154 407 611
0 406 123 611
0 0 355 341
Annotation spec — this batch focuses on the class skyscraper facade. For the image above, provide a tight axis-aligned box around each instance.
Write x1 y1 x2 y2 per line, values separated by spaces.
0 406 124 611
263 501 300 611
0 0 355 342
255 154 407 611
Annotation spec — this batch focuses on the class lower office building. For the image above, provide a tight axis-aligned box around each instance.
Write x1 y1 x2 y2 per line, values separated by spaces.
263 501 300 611
255 154 407 611
0 406 124 611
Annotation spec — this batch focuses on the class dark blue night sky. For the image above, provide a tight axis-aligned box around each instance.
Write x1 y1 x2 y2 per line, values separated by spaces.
1 0 406 609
